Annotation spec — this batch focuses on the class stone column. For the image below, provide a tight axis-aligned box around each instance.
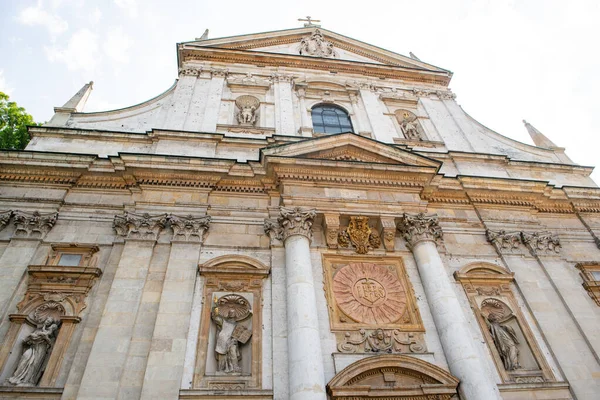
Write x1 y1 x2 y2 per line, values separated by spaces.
397 213 501 400
296 86 312 136
77 212 167 400
278 207 327 400
272 74 296 135
140 215 210 399
358 85 396 143
200 68 227 133
348 90 370 137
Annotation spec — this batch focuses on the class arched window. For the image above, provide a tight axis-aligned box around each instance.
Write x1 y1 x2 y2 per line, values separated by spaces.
311 104 354 134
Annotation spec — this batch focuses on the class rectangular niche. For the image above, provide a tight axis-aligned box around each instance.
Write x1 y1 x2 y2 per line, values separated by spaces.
194 256 269 391
455 264 555 384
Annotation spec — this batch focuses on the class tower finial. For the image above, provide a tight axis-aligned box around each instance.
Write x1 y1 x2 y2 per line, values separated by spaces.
55 81 94 113
523 119 558 148
197 29 209 40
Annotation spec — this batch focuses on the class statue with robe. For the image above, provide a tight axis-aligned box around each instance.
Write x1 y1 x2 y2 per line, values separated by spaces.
485 312 521 371
7 317 60 386
400 113 422 140
211 294 252 374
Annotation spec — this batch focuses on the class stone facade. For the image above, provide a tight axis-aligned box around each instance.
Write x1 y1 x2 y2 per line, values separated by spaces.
1 26 599 400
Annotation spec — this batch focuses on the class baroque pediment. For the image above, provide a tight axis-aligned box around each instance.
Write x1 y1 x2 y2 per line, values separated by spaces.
327 355 459 399
262 133 441 169
181 28 451 84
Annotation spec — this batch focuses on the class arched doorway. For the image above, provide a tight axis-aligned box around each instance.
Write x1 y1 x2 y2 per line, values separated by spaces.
327 355 459 399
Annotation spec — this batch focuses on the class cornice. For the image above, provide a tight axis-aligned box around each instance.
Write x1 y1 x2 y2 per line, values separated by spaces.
179 47 451 85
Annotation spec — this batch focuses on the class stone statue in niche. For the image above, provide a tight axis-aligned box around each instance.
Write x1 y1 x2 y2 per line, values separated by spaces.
482 300 521 371
299 29 336 58
6 317 60 386
211 294 252 374
399 112 422 140
235 95 259 126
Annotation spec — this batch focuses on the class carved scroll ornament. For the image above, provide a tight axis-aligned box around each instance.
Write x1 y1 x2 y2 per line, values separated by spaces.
337 328 425 354
397 213 443 248
277 207 316 241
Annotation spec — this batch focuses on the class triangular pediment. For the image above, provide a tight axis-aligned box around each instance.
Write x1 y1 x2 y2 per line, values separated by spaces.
262 133 441 169
184 27 449 73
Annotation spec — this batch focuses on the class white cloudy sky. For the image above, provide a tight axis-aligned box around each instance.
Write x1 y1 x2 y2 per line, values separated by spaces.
1 0 599 182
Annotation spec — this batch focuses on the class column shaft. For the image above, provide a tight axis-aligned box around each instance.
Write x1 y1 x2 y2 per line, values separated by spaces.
411 240 501 400
284 234 327 400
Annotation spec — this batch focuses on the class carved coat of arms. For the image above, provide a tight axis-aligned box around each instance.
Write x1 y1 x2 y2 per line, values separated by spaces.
338 216 381 254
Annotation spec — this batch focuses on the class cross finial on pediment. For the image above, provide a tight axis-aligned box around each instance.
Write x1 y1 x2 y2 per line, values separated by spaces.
298 16 321 27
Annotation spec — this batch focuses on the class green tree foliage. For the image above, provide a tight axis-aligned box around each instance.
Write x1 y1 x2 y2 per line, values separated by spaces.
0 92 39 150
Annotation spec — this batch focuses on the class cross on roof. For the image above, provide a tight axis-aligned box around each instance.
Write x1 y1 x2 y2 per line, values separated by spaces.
298 16 321 27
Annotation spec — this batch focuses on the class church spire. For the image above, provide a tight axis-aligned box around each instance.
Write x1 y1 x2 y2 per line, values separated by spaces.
55 81 94 113
523 119 558 148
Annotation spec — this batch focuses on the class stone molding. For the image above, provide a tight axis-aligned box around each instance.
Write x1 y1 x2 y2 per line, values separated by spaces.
13 210 58 239
113 212 168 241
277 206 316 242
396 213 443 248
168 214 211 242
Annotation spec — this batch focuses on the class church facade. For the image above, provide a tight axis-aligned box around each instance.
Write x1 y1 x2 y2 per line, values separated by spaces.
0 24 599 400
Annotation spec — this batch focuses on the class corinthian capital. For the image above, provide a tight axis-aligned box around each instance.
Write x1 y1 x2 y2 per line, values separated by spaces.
277 207 317 241
168 214 211 242
113 212 167 241
0 210 12 232
13 210 58 239
522 231 561 255
396 213 443 248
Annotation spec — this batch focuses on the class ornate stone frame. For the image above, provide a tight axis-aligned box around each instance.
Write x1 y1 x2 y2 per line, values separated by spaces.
326 354 459 399
0 244 101 387
575 262 600 306
455 263 555 384
194 255 270 390
322 255 423 332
